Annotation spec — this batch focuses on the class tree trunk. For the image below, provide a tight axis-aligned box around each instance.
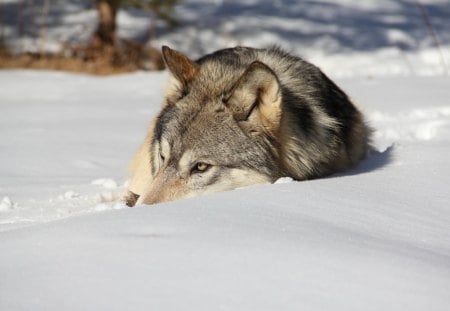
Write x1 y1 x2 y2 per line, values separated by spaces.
94 0 121 46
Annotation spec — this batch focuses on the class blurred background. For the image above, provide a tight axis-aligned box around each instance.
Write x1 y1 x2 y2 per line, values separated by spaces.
0 0 449 77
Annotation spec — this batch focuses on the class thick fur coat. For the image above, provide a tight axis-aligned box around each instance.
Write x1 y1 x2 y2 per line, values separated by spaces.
125 46 371 206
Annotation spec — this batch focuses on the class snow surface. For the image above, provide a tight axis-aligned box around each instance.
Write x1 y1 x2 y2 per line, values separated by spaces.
1 70 450 310
1 0 450 309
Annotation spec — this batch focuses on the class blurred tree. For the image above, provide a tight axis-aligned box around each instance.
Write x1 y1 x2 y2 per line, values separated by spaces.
123 0 181 27
93 0 120 47
92 0 181 47
86 0 182 70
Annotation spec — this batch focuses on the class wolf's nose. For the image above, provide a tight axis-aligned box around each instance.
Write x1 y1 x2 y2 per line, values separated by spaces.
125 191 140 207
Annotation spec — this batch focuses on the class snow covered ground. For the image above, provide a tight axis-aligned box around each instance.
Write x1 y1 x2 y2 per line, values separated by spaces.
1 71 449 310
1 0 450 309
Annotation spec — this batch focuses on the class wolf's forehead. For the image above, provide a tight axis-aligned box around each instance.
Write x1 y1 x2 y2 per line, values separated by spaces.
155 104 195 142
154 100 228 145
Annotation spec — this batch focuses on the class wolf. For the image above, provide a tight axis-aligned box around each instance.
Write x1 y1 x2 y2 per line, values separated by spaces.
124 46 371 206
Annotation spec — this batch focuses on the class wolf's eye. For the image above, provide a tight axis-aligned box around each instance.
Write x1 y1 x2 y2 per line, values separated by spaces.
191 162 210 174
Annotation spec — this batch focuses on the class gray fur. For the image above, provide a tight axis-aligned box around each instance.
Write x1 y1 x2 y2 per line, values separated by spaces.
125 46 371 206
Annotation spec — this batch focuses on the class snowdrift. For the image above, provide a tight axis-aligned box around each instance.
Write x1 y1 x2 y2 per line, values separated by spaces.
1 71 449 310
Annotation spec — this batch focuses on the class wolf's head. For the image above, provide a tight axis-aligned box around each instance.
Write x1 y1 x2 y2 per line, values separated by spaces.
132 46 286 205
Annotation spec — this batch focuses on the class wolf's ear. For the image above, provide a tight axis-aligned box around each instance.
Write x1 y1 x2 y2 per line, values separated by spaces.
226 61 282 133
162 46 199 88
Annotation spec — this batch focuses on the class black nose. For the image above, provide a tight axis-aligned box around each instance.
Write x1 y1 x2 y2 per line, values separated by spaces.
125 191 140 207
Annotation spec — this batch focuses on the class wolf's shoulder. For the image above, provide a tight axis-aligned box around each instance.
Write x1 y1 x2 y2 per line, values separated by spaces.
196 46 258 65
196 46 299 62
197 46 315 74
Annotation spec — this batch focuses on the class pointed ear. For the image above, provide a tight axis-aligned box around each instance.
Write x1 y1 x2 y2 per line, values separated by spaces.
226 61 282 133
162 46 199 87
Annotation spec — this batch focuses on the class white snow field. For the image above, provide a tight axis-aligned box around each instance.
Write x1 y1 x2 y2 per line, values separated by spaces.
1 70 450 310
1 0 450 309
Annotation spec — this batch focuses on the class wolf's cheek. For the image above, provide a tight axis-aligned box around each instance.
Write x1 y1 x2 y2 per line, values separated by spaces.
188 167 272 195
188 166 220 190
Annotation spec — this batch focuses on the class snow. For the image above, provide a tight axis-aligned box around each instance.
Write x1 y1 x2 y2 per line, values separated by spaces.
91 178 119 189
1 71 449 311
1 0 450 309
